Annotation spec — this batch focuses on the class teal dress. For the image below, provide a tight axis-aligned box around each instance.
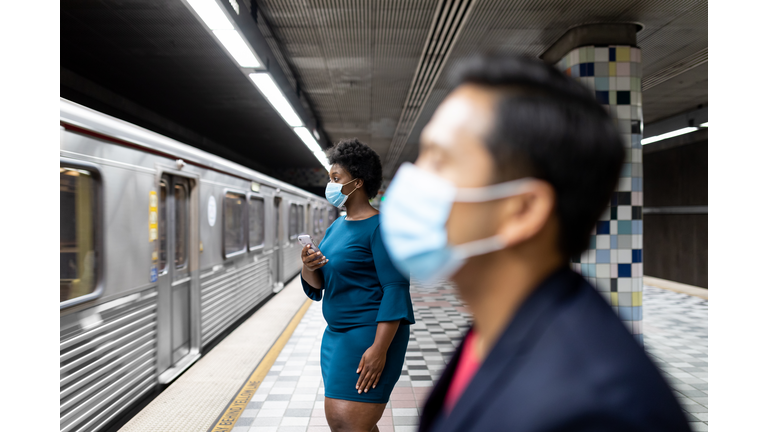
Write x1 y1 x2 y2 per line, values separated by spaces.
301 214 414 403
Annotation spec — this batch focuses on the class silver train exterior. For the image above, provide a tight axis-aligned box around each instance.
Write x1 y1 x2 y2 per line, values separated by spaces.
59 98 337 432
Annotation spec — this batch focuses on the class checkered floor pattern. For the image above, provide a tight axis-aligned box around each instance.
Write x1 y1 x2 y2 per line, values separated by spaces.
643 286 708 431
230 282 707 432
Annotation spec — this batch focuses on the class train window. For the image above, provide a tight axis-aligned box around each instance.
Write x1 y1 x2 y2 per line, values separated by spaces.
328 208 336 225
224 192 247 256
158 180 168 273
249 196 265 248
60 165 99 304
289 204 298 239
298 205 305 235
174 183 189 269
318 210 324 232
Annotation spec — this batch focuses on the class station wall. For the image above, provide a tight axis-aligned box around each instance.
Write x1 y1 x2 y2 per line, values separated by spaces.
643 131 708 288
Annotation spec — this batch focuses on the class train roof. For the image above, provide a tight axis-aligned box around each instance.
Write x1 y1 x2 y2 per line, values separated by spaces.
60 97 326 202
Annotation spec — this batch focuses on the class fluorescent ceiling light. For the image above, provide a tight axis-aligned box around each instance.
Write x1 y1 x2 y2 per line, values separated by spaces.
213 29 261 68
641 127 698 145
699 122 708 127
186 0 233 30
249 73 303 127
313 151 331 171
313 150 328 162
294 127 323 153
185 0 261 68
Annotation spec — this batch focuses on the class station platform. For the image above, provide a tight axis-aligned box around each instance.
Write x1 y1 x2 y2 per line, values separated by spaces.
120 278 708 432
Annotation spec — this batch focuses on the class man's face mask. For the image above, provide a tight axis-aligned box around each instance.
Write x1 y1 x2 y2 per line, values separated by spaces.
380 163 534 283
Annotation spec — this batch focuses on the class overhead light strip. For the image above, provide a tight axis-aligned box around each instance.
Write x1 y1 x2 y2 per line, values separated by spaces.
185 0 261 68
212 30 261 68
183 0 329 171
294 127 323 153
248 73 302 127
314 152 331 171
186 0 233 30
641 127 700 145
249 73 330 169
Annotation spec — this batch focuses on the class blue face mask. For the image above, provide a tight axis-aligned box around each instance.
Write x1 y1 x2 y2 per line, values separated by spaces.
325 179 359 208
380 163 534 283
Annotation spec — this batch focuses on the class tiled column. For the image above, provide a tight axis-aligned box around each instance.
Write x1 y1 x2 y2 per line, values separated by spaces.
556 45 644 343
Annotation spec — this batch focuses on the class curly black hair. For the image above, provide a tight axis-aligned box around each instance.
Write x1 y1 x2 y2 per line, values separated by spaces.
327 138 383 199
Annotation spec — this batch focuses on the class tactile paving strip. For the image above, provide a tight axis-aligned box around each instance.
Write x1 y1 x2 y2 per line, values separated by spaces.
231 281 707 432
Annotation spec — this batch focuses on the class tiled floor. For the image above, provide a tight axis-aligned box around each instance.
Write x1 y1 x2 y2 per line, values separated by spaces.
231 282 707 432
643 286 709 431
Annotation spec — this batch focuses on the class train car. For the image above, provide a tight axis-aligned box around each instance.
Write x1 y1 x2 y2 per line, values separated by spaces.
59 98 337 432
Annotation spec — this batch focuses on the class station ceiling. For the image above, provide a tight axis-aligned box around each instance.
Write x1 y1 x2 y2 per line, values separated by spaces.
61 0 707 181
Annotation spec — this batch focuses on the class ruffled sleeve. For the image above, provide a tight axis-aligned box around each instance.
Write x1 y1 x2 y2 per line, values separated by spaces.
301 274 323 301
372 225 415 324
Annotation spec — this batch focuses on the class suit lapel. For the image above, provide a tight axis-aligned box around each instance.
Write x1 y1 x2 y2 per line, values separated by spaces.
434 268 578 432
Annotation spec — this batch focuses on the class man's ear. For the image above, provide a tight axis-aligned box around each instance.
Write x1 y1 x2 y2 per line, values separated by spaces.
495 180 557 248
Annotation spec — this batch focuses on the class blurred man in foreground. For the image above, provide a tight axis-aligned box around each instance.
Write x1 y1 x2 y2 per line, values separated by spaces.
380 55 690 432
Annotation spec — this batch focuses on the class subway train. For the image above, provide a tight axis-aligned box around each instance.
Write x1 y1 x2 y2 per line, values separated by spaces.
59 98 337 432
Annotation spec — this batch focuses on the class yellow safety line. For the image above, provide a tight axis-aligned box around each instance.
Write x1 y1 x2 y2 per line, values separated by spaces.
209 299 313 432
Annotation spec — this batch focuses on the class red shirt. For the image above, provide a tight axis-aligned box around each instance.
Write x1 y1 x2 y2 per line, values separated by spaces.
444 330 481 414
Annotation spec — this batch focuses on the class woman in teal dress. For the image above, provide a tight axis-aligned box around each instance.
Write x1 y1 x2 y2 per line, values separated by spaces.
300 138 414 432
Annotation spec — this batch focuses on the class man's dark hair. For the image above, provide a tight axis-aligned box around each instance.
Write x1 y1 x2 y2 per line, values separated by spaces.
327 138 383 199
456 55 625 258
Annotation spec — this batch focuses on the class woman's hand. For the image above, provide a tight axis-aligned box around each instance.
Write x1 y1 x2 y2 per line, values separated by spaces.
356 346 386 394
301 244 328 272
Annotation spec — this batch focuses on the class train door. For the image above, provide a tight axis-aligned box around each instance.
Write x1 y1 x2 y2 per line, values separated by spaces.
272 196 284 292
157 174 199 382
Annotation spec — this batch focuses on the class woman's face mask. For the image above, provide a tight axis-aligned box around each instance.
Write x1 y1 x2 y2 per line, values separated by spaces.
380 162 534 283
325 178 359 208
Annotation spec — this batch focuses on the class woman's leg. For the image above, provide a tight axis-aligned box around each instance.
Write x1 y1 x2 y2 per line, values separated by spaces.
324 397 386 432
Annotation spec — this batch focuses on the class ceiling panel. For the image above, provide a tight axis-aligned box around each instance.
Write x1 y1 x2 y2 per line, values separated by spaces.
252 0 707 178
643 63 708 123
254 0 441 159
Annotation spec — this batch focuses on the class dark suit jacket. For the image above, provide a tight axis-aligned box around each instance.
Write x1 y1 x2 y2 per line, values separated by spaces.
419 267 691 432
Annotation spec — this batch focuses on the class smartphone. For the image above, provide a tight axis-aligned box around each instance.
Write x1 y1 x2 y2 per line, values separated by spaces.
298 235 318 254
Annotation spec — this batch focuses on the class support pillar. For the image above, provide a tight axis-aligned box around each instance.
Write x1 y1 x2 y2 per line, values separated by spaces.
544 24 644 343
